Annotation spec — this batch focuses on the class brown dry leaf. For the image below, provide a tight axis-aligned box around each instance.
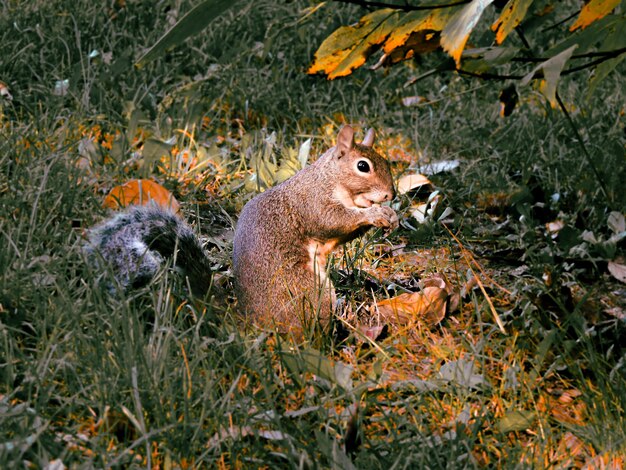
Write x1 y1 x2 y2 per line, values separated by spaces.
0 80 12 100
554 432 593 467
397 173 431 195
558 388 582 403
376 276 451 326
103 179 180 212
583 453 625 470
491 0 534 44
570 0 620 31
608 261 626 284
545 219 565 238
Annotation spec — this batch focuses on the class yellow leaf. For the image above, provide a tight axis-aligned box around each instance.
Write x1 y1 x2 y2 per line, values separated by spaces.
104 179 180 212
382 8 456 53
308 9 398 79
441 0 494 66
491 0 534 44
570 0 620 31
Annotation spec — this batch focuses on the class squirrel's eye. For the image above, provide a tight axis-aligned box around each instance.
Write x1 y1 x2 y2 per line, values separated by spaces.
357 160 370 173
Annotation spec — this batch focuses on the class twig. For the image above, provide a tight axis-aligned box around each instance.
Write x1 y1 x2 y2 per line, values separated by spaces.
541 10 581 32
332 0 471 12
510 48 626 63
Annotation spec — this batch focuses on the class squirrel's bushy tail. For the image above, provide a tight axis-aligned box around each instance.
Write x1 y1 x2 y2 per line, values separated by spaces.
84 204 212 297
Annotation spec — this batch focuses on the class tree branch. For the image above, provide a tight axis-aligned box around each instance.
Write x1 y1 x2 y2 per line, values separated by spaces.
509 47 626 64
332 0 471 12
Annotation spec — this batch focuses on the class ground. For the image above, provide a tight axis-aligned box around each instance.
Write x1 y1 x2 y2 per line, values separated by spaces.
1 0 625 468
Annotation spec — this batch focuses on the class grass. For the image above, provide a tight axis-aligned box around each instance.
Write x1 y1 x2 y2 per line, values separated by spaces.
1 0 625 467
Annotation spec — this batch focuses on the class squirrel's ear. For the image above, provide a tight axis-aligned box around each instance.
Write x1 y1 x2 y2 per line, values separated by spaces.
361 128 375 147
336 125 355 157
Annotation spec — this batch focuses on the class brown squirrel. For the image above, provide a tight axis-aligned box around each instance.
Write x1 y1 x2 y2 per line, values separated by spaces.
233 125 398 337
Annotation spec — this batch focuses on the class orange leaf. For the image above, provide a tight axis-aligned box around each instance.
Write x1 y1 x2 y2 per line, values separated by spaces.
376 276 451 326
103 179 180 212
308 9 398 79
570 0 620 31
441 0 494 66
382 8 456 54
491 0 534 44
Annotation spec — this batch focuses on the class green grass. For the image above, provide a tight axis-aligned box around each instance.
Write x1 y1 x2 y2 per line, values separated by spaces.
1 0 625 467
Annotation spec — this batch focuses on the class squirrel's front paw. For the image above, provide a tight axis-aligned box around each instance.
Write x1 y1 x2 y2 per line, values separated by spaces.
366 205 399 231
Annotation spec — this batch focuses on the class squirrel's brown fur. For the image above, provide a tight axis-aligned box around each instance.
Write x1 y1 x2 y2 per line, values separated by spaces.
232 125 398 337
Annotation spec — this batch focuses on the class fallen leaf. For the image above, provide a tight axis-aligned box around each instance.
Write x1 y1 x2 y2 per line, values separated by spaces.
376 276 451 326
401 95 428 107
357 324 388 341
206 425 287 449
440 359 486 389
54 79 69 96
0 81 12 100
397 172 431 195
498 410 536 433
604 306 626 320
607 261 626 284
607 211 625 234
558 388 582 403
545 219 565 238
103 179 180 212
421 159 460 175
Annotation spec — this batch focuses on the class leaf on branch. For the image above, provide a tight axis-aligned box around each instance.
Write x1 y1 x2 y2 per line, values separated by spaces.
587 17 626 96
521 45 577 106
491 0 535 44
308 9 399 79
375 7 459 67
441 0 494 66
570 0 620 32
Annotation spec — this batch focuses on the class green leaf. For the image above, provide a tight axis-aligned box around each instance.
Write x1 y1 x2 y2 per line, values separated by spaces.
587 16 626 97
546 14 619 57
441 0 494 66
135 0 242 68
498 410 536 433
521 45 577 106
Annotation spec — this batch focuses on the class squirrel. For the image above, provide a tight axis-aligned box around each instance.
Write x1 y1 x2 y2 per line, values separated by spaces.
84 204 214 298
232 125 398 337
85 125 398 339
